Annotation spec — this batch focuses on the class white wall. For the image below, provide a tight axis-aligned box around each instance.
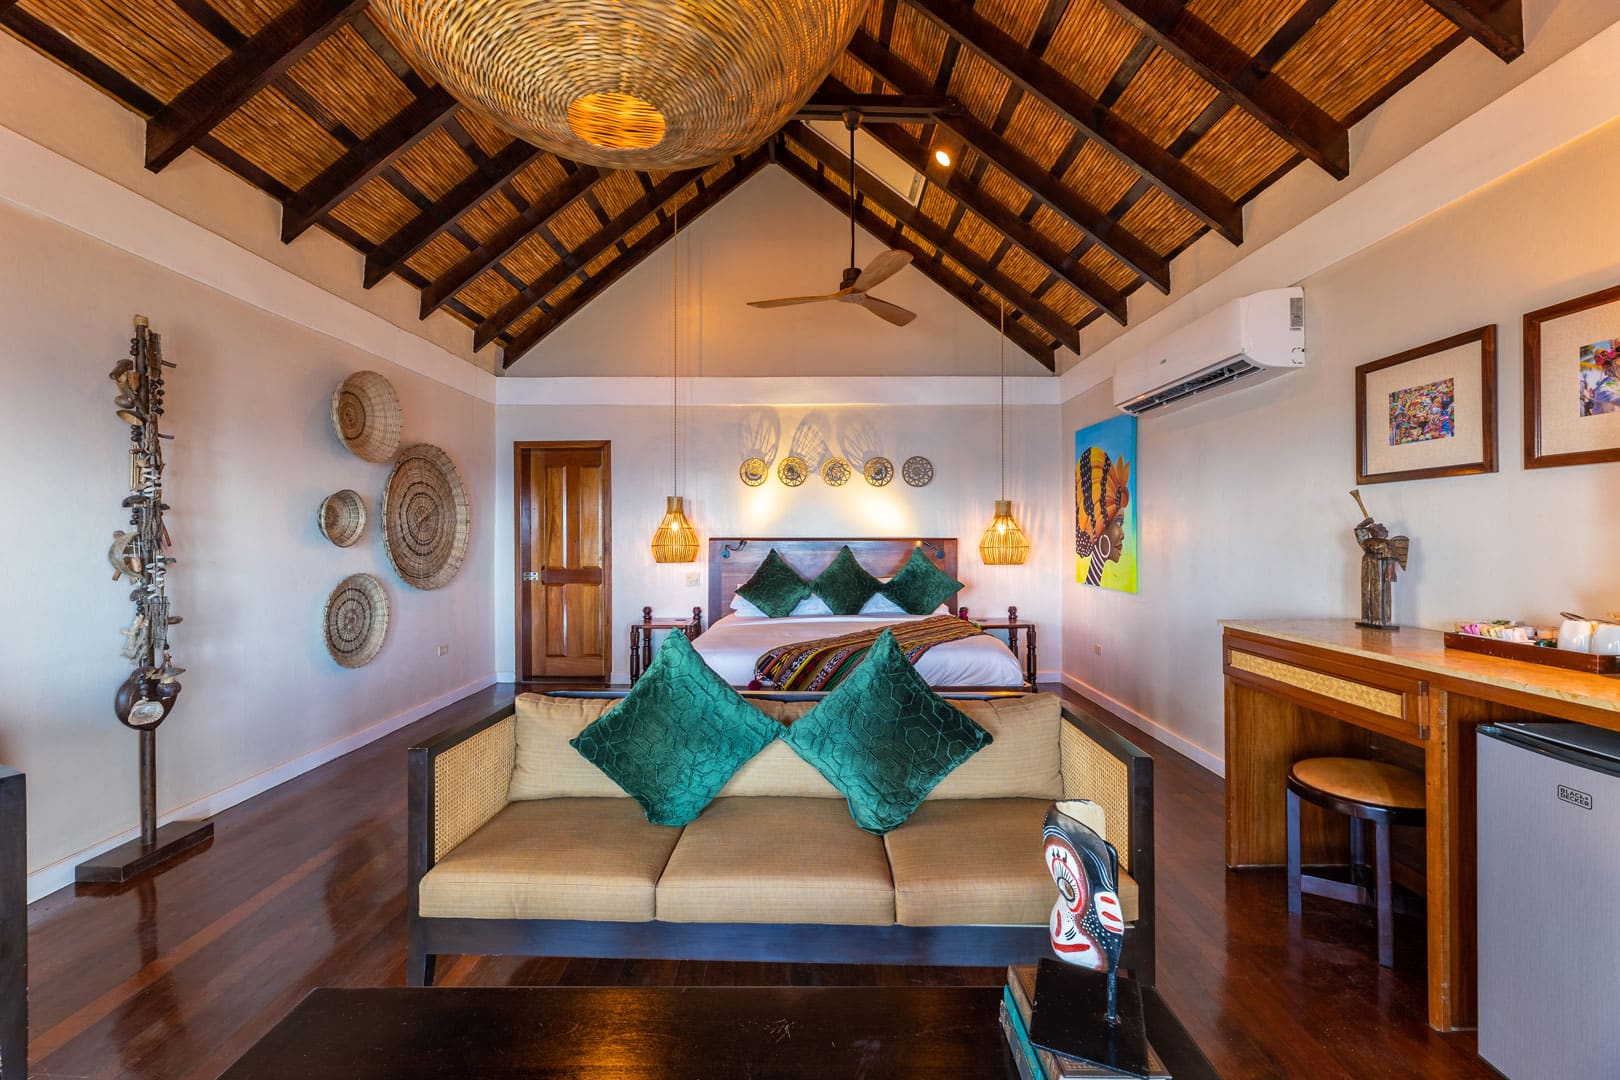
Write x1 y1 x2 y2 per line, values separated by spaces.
1061 117 1620 772
0 199 496 891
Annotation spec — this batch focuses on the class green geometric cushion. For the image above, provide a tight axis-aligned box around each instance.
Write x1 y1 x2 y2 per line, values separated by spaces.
881 547 964 615
810 545 883 615
734 549 812 618
570 631 780 826
782 629 993 834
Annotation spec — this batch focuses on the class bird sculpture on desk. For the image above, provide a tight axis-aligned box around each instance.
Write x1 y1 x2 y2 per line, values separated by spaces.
1350 489 1409 630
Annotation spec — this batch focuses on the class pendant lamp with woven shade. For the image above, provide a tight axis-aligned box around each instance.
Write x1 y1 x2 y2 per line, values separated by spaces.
371 0 866 170
652 208 699 563
980 305 1030 566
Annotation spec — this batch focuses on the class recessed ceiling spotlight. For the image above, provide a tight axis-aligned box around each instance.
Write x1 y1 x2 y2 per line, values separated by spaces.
933 148 953 168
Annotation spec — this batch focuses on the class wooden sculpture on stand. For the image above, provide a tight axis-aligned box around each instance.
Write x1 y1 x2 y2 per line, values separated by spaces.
1350 489 1409 631
77 317 213 883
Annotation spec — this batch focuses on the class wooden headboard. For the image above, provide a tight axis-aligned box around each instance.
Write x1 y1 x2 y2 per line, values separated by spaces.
707 538 959 622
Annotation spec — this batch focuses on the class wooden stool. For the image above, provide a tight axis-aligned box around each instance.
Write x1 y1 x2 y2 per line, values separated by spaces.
1286 757 1425 967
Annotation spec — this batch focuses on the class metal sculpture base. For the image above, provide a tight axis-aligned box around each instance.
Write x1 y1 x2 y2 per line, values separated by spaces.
1028 958 1153 1079
74 818 214 884
1355 621 1400 631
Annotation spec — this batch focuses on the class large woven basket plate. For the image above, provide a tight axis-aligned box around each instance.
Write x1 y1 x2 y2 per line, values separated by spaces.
323 573 389 668
382 443 471 590
331 371 402 463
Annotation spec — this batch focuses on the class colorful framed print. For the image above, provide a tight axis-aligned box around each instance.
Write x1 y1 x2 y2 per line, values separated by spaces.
1355 325 1497 485
1074 416 1137 593
1525 283 1620 469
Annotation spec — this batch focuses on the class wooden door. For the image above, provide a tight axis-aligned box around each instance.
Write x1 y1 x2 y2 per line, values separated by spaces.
516 442 611 681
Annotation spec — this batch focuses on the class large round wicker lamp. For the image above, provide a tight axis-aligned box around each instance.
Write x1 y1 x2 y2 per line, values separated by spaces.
980 305 1031 566
371 0 867 169
652 208 699 563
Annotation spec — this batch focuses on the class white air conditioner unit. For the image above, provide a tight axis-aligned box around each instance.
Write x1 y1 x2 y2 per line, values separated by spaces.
1113 288 1305 416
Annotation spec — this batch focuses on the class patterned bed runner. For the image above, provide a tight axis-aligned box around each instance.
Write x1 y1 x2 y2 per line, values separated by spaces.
751 614 985 691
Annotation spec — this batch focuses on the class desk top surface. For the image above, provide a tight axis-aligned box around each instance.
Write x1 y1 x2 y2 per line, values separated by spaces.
1222 618 1620 718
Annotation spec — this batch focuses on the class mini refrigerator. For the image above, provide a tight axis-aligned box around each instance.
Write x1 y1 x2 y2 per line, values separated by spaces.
1477 722 1620 1079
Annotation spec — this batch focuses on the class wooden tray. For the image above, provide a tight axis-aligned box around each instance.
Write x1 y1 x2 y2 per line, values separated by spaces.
1444 632 1620 674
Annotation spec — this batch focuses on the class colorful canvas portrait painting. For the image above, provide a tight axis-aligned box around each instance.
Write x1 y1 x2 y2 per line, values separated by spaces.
1579 339 1620 416
1388 378 1456 445
1074 416 1137 593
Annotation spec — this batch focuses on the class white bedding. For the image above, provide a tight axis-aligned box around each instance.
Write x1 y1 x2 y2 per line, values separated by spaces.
694 612 1025 688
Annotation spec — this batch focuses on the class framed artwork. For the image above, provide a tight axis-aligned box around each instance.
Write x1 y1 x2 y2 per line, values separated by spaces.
1074 415 1136 593
1354 325 1497 484
1524 283 1620 469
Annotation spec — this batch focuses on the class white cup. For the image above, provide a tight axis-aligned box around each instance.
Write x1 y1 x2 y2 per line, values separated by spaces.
1590 623 1620 656
1559 619 1595 652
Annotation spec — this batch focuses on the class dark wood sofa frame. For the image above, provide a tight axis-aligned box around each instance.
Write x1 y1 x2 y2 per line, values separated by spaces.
407 692 1154 988
1 765 25 1080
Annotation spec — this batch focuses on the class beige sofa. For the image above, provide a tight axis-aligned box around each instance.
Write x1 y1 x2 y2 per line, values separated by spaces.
407 690 1154 985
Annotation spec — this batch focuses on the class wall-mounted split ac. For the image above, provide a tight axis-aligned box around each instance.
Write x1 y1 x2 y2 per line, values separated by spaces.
1113 288 1305 416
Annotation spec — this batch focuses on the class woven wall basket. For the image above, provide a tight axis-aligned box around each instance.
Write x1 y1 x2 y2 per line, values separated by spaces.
382 443 471 591
371 0 866 169
318 489 367 547
331 371 402 463
323 573 389 668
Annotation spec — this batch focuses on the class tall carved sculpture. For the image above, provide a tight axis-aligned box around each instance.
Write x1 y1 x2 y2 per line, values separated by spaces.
1350 489 1409 630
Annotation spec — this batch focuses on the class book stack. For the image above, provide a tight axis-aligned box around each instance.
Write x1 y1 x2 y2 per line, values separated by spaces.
998 965 1171 1080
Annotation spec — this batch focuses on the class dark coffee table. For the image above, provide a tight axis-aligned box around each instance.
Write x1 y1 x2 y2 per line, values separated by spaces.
219 985 1219 1079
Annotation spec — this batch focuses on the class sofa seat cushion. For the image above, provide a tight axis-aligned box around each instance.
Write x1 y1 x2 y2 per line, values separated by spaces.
418 799 681 921
884 798 1138 926
656 797 894 925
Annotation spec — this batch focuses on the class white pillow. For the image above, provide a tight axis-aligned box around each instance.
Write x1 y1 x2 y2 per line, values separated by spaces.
729 593 833 618
858 592 907 615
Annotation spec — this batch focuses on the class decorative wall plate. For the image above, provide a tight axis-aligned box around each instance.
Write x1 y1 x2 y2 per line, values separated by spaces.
318 489 367 547
739 457 769 487
382 443 471 590
323 573 389 668
863 456 894 487
777 455 809 487
902 455 935 487
331 371 402 463
821 457 851 486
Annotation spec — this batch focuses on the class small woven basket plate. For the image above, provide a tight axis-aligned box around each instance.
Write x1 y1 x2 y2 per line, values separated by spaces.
324 573 389 668
864 456 894 487
777 455 809 487
318 489 367 547
331 371 402 463
902 455 935 487
383 443 471 590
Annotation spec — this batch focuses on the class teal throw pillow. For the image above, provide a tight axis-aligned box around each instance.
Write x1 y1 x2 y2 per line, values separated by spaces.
782 629 992 834
570 631 780 826
735 549 812 618
810 545 883 615
881 547 964 615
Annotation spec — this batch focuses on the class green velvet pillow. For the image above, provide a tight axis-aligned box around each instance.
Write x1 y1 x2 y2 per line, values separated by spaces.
735 549 812 618
881 547 964 615
782 629 993 834
810 545 883 615
569 631 780 826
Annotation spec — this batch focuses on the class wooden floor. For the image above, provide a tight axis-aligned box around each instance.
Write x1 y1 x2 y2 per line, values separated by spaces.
25 684 1495 1079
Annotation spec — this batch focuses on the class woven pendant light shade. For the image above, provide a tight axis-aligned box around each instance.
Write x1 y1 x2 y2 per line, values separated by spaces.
652 496 700 563
371 0 866 169
980 500 1030 565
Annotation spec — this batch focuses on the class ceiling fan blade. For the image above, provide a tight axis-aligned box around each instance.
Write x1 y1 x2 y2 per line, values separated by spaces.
747 291 849 308
853 293 917 327
852 249 912 292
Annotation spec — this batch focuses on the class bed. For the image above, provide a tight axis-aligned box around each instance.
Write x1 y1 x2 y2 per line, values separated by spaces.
693 537 1032 689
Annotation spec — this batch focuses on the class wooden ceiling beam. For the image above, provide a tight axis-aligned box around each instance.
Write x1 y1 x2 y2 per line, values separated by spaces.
475 168 706 351
776 148 1057 370
1421 0 1523 61
144 0 368 172
795 92 961 121
280 88 459 242
502 150 770 367
364 139 544 288
786 124 1082 348
904 0 1243 243
1094 0 1350 179
845 32 1169 291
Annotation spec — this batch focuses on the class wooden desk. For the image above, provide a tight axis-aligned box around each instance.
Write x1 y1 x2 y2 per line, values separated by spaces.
1222 619 1620 1032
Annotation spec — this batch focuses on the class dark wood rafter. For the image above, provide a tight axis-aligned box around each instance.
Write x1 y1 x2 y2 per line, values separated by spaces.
1094 0 1350 179
364 139 544 288
476 168 707 350
143 0 369 172
845 31 1170 292
795 92 961 121
1421 0 1524 62
905 0 1244 243
502 149 771 366
777 146 1057 370
281 88 460 242
788 122 1090 343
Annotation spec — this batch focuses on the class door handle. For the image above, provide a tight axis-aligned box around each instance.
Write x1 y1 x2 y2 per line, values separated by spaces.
523 571 540 582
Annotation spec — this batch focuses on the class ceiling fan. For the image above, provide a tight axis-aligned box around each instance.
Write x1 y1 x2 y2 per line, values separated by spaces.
748 112 917 327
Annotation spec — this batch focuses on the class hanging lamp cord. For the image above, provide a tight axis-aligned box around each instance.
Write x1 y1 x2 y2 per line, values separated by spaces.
672 204 679 498
848 120 857 270
999 302 1006 500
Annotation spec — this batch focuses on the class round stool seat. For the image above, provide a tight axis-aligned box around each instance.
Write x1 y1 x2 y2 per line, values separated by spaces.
1290 757 1424 811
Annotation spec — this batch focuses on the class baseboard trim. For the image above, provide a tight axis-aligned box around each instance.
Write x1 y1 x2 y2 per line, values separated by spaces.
1059 673 1225 778
26 674 498 903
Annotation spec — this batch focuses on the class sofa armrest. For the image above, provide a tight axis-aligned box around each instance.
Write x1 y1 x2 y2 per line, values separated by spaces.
408 707 517 889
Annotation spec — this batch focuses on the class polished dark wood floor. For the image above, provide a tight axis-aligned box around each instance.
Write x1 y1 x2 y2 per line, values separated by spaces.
25 683 1495 1079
